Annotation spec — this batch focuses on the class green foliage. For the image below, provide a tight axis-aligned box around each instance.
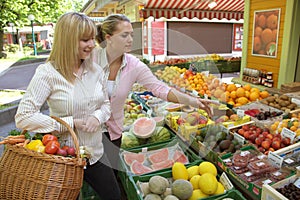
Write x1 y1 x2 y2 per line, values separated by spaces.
0 0 84 55
8 129 31 140
5 44 19 53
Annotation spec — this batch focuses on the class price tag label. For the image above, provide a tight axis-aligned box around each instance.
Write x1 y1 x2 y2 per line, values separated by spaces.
244 171 253 177
223 158 231 163
281 127 296 142
240 150 250 156
237 109 245 118
234 132 245 145
263 179 273 185
284 158 295 164
268 151 284 168
220 172 234 190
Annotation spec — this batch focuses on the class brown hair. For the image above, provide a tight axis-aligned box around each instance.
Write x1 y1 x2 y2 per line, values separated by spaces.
96 14 130 48
47 12 96 83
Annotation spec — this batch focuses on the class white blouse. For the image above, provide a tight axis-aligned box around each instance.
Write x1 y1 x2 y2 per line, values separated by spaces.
15 61 110 164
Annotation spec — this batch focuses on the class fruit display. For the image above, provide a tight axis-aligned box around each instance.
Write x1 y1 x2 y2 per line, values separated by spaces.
232 124 293 154
193 124 244 156
134 161 229 200
120 142 189 175
261 94 300 112
121 126 172 149
123 98 146 129
225 83 270 107
276 182 300 199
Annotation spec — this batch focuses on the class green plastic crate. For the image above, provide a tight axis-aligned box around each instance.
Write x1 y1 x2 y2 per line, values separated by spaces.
118 138 202 199
127 163 236 200
205 189 246 200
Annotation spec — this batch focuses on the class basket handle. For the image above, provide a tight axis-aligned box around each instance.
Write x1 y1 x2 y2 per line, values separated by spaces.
21 116 82 162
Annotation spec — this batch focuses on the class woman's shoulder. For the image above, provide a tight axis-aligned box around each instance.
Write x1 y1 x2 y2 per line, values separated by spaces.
124 54 146 68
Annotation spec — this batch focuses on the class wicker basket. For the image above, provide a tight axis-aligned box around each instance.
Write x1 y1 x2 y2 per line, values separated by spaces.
0 116 85 200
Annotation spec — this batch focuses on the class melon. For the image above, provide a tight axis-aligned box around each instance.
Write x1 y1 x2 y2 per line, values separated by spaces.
132 117 156 139
144 194 162 200
171 179 193 200
148 148 169 164
173 150 189 164
130 160 153 175
149 175 169 194
151 159 174 170
164 195 179 200
123 152 145 166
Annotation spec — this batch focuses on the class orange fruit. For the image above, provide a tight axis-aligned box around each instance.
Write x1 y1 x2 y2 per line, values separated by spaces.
250 88 260 94
230 91 237 99
227 84 237 92
290 126 297 132
237 97 249 105
236 88 246 98
243 84 251 91
260 91 269 99
245 91 250 98
249 92 260 101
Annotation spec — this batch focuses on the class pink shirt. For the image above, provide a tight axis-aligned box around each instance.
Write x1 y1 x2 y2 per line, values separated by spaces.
93 47 171 140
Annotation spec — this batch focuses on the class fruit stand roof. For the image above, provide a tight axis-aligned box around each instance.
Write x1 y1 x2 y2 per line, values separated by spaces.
141 0 244 20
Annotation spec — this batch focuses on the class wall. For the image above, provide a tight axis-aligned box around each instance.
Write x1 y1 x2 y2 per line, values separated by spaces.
243 0 287 88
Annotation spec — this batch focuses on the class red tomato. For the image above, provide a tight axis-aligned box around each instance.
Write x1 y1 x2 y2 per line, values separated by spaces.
45 140 60 154
42 134 58 146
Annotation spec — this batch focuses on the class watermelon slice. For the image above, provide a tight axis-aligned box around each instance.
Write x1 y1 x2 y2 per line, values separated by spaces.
151 159 174 170
130 160 153 175
148 148 169 164
123 152 145 166
173 150 189 164
165 103 184 112
132 117 156 139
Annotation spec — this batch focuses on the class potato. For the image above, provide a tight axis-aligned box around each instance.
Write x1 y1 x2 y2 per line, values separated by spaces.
267 96 276 103
280 95 289 101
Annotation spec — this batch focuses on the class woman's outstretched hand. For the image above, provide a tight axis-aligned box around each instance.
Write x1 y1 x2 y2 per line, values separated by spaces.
196 98 220 118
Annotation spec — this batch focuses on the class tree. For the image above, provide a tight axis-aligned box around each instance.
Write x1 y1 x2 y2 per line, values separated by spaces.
0 0 84 58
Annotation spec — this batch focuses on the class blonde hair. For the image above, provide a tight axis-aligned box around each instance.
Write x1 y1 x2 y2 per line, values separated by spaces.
47 12 96 83
96 14 130 47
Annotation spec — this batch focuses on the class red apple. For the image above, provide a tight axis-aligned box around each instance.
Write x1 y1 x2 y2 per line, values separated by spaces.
242 125 250 131
271 140 281 150
258 146 265 153
256 127 262 134
261 140 271 150
282 138 291 146
266 134 274 140
238 129 245 136
249 133 258 143
243 131 250 139
255 137 263 146
262 131 269 137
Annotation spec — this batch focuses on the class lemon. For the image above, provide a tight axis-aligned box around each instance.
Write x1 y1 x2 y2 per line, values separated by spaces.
189 175 201 189
188 189 208 200
187 166 199 180
172 162 188 180
198 173 218 195
214 182 225 195
198 161 217 176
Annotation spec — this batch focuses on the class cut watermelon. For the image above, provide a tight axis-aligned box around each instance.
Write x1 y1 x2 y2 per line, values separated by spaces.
173 150 189 164
123 152 145 166
151 159 174 170
132 117 156 139
130 160 153 175
165 103 184 112
148 148 169 164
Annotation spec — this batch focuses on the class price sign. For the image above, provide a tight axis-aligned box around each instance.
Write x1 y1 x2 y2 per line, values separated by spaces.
268 151 283 168
202 71 209 77
237 109 245 118
219 172 234 190
281 127 296 142
141 147 148 153
234 132 245 145
291 97 300 106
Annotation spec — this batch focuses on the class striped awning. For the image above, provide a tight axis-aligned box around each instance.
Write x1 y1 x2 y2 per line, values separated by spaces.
141 0 244 20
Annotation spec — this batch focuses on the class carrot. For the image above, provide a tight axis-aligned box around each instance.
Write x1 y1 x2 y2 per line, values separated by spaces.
7 138 26 144
8 135 25 139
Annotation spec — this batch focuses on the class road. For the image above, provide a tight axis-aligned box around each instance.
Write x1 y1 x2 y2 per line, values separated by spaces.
0 61 43 90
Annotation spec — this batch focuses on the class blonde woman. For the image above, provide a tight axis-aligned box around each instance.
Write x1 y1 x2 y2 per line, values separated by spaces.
15 12 120 199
